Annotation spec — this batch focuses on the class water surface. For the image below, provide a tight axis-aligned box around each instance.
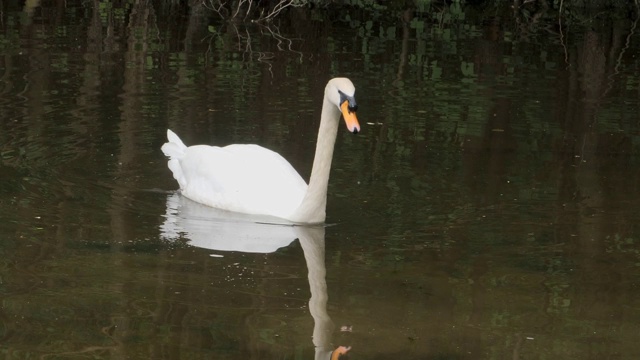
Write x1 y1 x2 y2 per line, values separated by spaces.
1 1 640 359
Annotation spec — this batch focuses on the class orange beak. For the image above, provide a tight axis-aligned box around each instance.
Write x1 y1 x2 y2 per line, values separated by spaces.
331 346 351 360
341 101 360 134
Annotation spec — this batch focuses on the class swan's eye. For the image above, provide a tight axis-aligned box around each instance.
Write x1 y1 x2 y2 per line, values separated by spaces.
338 90 358 113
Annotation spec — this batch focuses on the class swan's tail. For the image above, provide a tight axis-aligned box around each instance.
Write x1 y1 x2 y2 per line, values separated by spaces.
161 129 188 189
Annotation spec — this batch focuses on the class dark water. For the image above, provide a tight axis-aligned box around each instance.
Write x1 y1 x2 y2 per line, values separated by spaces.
1 1 640 359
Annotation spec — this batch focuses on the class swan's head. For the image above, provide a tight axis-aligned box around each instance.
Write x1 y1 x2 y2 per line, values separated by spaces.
326 77 360 134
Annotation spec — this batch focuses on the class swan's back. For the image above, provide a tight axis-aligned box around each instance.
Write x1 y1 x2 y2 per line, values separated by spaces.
162 130 308 219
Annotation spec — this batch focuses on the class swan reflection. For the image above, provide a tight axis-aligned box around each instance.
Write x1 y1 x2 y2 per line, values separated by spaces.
160 193 351 359
160 193 297 253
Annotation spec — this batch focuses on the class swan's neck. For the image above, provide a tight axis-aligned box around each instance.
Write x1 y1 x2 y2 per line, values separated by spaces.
290 97 341 223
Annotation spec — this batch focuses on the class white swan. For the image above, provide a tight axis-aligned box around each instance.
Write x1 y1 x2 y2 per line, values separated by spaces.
161 77 360 224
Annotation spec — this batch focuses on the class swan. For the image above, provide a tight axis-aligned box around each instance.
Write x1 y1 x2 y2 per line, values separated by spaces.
161 77 360 224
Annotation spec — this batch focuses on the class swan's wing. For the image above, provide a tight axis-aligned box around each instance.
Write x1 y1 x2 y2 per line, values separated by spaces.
176 144 308 218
